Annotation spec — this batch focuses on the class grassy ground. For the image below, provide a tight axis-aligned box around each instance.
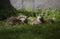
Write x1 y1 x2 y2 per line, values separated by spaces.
0 9 60 39
0 21 60 39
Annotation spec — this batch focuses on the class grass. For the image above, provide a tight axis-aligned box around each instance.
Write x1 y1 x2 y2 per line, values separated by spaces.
0 21 60 39
0 9 60 39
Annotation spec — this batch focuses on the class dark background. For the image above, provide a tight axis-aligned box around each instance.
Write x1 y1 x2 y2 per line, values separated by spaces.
0 0 17 20
0 0 13 10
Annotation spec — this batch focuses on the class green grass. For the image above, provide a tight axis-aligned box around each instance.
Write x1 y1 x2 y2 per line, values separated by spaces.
0 9 60 39
0 21 60 39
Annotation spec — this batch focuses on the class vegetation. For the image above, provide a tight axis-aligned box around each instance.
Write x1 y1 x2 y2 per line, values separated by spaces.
0 8 60 39
0 9 17 20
